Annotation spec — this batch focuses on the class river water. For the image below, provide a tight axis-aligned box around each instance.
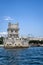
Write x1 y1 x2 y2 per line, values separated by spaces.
0 47 43 65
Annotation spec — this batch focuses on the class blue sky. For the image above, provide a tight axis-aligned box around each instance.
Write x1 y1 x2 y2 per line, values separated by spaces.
0 0 43 37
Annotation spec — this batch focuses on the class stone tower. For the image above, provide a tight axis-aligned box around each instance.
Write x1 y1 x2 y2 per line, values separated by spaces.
7 22 19 38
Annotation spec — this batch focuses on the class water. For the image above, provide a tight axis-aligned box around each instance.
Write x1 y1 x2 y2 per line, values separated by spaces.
0 47 43 65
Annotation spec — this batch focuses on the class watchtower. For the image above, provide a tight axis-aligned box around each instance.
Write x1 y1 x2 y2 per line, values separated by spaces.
7 22 19 38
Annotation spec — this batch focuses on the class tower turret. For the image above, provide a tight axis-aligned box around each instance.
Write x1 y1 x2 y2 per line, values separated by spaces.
7 22 19 38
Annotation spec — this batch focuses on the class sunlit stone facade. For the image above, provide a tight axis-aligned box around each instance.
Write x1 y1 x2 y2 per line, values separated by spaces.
4 22 29 48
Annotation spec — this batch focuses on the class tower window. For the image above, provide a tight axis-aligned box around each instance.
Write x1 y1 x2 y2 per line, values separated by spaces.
15 44 16 46
11 30 13 32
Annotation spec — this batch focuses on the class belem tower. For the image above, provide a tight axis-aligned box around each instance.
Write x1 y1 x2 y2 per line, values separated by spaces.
4 22 29 48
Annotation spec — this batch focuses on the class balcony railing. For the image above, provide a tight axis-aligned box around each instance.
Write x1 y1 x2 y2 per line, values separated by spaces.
8 32 18 35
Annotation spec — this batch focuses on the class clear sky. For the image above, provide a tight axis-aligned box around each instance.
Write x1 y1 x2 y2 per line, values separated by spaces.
0 0 43 37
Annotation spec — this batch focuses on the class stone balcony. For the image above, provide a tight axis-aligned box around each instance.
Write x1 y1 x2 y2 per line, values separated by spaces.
8 32 18 35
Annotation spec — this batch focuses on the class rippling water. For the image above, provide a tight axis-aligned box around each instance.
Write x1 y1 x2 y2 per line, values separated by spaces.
0 47 43 65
